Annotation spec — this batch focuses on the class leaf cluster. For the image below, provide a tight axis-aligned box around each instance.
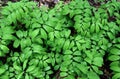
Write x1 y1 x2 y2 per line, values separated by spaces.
0 0 120 79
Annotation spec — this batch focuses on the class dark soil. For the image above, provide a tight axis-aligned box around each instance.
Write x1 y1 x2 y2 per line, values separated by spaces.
100 53 112 79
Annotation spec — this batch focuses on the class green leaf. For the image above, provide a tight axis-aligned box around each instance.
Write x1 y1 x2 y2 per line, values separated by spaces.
107 7 114 16
17 72 24 79
93 57 103 67
23 60 28 70
2 34 14 40
13 39 20 48
107 32 114 40
2 27 14 34
0 75 9 79
114 44 120 49
73 51 81 55
108 55 120 61
90 23 95 33
60 66 68 71
43 25 54 33
16 30 23 38
44 66 51 71
20 39 27 49
63 55 72 60
64 50 73 55
84 57 92 64
54 31 60 38
91 66 102 74
110 48 120 55
75 9 83 15
63 39 70 50
87 71 100 79
64 30 71 38
42 13 48 21
32 36 43 44
76 42 82 50
31 23 41 29
47 70 53 75
0 68 6 75
25 73 29 79
32 44 44 53
13 62 22 71
0 45 9 53
26 37 32 46
112 73 120 79
64 75 74 79
69 41 75 49
110 61 119 67
22 47 32 59
29 29 39 39
54 65 60 70
40 28 47 40
85 51 93 59
73 57 81 62
16 10 21 21
48 32 54 41
96 25 100 33
26 65 36 72
74 15 82 21
110 66 120 72
60 72 68 77
62 60 72 66
62 5 70 15
76 64 88 74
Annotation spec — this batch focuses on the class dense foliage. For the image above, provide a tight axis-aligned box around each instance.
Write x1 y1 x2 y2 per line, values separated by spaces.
0 0 120 79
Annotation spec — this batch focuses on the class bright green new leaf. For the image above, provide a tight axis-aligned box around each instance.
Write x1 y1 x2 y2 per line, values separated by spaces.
62 5 70 15
93 57 103 67
2 34 14 40
43 25 54 33
44 66 51 71
25 73 29 79
110 61 119 67
0 68 6 75
63 39 70 50
0 45 9 53
108 55 120 61
13 62 22 71
42 13 48 21
107 32 114 40
29 29 39 39
63 55 73 60
26 65 36 72
110 66 120 72
73 51 81 55
16 30 23 38
112 73 120 79
64 50 73 55
110 48 120 55
54 31 60 38
73 57 81 62
13 39 20 48
23 60 28 70
60 66 68 71
41 28 47 40
76 64 88 74
60 72 68 77
17 72 24 79
87 71 100 79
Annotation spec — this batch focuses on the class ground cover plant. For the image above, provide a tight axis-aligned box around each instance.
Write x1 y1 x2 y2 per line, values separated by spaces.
0 0 120 79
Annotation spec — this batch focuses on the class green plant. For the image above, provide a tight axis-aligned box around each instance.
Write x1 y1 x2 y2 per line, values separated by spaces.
0 0 120 79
